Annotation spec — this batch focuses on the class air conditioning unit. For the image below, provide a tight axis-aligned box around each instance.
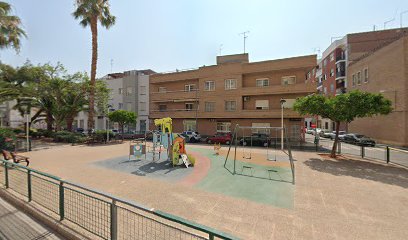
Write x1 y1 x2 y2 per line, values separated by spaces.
243 96 250 102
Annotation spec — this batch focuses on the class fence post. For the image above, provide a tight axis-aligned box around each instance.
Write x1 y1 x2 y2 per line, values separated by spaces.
110 200 118 240
59 182 64 221
386 146 390 163
361 146 365 158
337 141 341 154
4 163 9 189
27 170 32 202
209 233 215 240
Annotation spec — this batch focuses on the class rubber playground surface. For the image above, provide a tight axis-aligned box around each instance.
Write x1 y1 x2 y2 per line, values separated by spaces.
20 142 408 240
95 145 295 208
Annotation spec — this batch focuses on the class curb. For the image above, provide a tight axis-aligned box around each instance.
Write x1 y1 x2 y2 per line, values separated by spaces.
0 188 92 240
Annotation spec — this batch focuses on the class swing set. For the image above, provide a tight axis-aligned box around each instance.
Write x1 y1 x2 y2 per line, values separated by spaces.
224 124 295 184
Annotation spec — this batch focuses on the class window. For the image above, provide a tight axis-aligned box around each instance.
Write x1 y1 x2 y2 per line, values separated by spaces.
185 103 194 111
183 120 196 131
204 81 215 91
364 68 369 83
118 103 123 109
158 87 167 93
252 123 270 134
357 71 362 85
140 86 146 95
140 120 146 132
118 88 123 94
307 72 311 80
352 74 356 87
281 76 296 85
325 122 328 129
225 79 237 90
330 68 334 77
323 58 328 67
159 105 167 112
330 83 334 92
255 100 269 110
185 84 196 92
205 102 215 112
140 102 146 111
126 87 133 96
256 78 269 87
330 53 334 61
225 101 236 111
126 102 132 111
324 87 327 94
217 122 231 133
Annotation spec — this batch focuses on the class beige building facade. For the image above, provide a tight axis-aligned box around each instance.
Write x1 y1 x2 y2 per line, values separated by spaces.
149 54 317 140
347 36 408 147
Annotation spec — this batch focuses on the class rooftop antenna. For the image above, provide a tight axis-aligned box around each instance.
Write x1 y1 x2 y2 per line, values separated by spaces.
373 25 376 31
239 31 250 53
401 10 408 28
312 47 321 58
110 59 113 73
219 44 223 56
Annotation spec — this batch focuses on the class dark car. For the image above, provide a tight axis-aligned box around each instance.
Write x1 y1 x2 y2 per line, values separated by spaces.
343 134 376 147
206 132 232 145
239 133 273 147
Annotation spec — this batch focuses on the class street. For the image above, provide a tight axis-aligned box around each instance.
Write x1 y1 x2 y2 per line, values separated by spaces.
305 134 408 167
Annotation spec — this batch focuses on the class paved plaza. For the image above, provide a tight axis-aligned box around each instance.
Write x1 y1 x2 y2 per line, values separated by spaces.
15 142 408 240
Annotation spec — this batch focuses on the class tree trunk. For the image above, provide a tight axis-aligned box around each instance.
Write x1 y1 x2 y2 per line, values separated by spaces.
330 121 341 158
66 116 74 132
46 112 53 131
87 17 98 132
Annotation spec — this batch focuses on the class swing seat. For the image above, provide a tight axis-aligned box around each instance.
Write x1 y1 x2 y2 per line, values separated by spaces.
242 165 253 176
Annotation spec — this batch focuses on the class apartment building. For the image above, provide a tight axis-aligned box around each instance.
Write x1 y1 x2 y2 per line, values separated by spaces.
149 54 317 140
307 27 408 131
347 35 408 147
75 69 155 132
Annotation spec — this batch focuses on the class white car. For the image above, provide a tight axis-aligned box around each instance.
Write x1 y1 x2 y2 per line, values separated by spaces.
311 128 322 136
329 131 347 140
182 131 201 143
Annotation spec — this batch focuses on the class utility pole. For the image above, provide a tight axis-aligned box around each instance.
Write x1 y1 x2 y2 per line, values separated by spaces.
239 31 250 53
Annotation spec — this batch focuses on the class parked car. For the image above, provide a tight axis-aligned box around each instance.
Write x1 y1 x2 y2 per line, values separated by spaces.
319 130 332 138
306 128 314 134
239 133 270 147
342 133 376 146
206 132 232 145
311 128 322 136
328 131 347 140
182 131 201 143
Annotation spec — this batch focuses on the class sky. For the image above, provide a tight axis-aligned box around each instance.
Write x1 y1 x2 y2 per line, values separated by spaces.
1 0 408 77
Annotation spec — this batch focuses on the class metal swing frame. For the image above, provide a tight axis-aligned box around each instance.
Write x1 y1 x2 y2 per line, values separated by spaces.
223 124 295 184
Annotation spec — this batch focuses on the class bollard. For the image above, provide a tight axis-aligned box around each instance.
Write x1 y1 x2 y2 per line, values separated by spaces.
27 170 32 202
59 182 64 221
110 200 118 240
386 146 390 163
4 163 9 188
361 145 365 158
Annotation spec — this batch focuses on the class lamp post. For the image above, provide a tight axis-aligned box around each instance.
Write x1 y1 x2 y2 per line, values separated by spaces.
25 111 30 152
280 99 286 150
106 105 113 142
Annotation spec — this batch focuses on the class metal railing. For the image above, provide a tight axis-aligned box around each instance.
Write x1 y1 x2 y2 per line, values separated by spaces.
315 140 408 168
0 160 237 240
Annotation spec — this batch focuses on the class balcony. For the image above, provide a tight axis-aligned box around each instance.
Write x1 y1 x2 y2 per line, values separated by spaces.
151 90 199 103
335 70 346 80
150 109 198 119
239 83 316 96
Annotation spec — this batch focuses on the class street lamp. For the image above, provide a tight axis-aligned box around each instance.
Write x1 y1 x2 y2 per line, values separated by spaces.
106 105 113 142
280 99 286 150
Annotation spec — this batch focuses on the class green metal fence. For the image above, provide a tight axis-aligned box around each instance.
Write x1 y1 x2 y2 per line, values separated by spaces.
0 160 237 240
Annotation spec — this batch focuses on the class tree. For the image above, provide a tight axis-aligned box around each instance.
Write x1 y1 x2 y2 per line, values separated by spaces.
0 1 27 52
72 0 116 132
294 90 392 158
108 110 136 134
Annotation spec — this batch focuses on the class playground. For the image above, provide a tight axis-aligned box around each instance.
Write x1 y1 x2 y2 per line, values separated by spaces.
6 119 407 239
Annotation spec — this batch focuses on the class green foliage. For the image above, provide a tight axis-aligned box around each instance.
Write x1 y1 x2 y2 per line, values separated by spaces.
72 0 116 29
0 128 16 151
293 90 393 123
294 90 392 157
94 130 114 142
52 131 86 143
0 1 27 52
108 110 137 132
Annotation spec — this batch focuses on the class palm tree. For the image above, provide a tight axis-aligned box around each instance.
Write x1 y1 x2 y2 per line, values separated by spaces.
72 0 115 132
0 1 27 52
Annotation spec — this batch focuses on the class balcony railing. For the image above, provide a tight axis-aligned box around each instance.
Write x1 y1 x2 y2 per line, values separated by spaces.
336 54 345 62
336 71 346 79
151 89 199 102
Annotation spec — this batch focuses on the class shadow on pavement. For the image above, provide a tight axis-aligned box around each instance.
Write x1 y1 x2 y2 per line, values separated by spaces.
304 158 408 188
